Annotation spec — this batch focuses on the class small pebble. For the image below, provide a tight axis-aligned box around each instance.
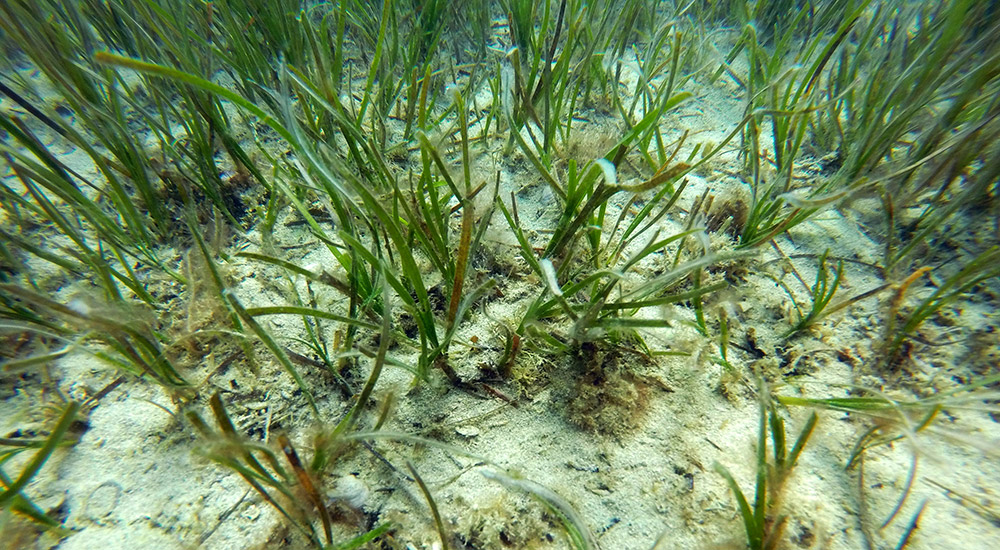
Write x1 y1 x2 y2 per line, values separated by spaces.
455 425 480 438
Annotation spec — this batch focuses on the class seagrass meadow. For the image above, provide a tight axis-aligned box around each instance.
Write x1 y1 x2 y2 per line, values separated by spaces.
1 0 999 548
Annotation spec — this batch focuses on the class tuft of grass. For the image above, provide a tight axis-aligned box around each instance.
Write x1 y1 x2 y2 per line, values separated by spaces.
187 391 402 550
878 247 1000 369
0 400 80 538
714 397 818 550
482 468 598 550
780 249 843 339
187 393 326 548
777 376 1000 537
1 284 187 388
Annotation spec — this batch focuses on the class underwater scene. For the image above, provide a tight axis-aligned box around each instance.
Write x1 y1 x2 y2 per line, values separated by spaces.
1 0 998 548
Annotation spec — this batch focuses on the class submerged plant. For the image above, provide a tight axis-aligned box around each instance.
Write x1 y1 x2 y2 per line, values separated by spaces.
714 396 818 550
0 400 80 540
1 284 187 388
186 392 392 549
777 376 1000 544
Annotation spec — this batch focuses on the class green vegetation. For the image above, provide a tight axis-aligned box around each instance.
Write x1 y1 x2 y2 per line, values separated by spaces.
714 395 818 550
776 373 1000 545
1 0 998 548
0 401 80 538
